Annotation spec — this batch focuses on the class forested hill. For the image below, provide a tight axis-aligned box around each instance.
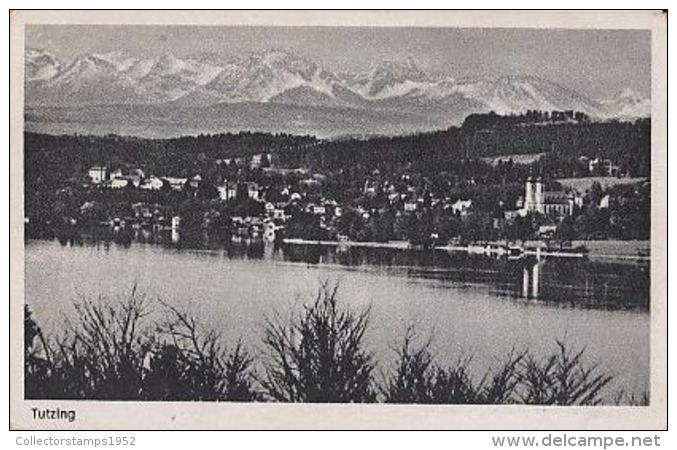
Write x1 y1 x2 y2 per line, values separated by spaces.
24 132 319 185
24 112 651 184
282 113 650 177
456 112 650 174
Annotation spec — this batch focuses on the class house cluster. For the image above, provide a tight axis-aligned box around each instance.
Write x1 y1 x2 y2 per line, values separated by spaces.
361 173 474 217
215 153 273 170
86 166 204 192
129 202 172 231
578 156 620 177
83 150 620 244
87 162 336 239
216 180 253 201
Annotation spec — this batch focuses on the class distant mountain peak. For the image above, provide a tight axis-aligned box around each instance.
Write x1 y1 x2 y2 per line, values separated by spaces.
371 57 430 80
615 87 646 102
601 87 650 118
26 47 56 58
25 47 62 82
340 57 436 98
248 49 319 78
59 55 121 79
24 47 650 124
90 51 138 72
255 48 299 62
371 56 424 73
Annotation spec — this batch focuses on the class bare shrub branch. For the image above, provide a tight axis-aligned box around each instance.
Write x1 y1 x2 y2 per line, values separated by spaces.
261 280 376 402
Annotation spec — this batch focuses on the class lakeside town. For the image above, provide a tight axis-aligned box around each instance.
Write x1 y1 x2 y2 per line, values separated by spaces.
24 111 651 260
19 20 661 416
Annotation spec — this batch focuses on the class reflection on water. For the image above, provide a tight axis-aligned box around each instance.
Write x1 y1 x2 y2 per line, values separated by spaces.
523 262 538 299
51 228 650 312
286 244 648 311
26 234 651 401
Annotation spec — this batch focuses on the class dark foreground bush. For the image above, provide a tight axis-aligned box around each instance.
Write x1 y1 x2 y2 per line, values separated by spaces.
24 288 259 401
26 282 622 404
144 301 259 401
382 329 525 404
261 281 376 402
25 291 152 399
518 341 613 405
382 330 613 405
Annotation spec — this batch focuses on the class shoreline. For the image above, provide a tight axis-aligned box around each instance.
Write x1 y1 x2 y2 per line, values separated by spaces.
282 238 650 261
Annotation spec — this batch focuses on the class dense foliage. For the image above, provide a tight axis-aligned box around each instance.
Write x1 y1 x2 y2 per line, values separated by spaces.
25 283 640 405
24 112 652 244
24 113 651 189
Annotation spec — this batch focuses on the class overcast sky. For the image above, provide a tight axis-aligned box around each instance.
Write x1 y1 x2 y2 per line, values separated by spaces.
26 25 651 100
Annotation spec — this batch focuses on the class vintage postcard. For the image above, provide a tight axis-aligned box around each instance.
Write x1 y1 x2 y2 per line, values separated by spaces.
9 10 667 430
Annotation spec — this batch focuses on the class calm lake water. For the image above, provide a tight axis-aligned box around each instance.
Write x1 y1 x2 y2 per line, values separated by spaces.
24 237 651 401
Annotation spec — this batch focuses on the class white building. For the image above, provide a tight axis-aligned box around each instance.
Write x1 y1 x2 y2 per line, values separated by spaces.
88 166 107 184
588 158 619 176
251 154 268 169
246 182 261 200
189 174 202 189
450 199 472 216
538 224 558 238
273 209 286 220
520 178 573 217
217 181 238 201
163 177 188 191
139 176 165 191
110 178 129 189
404 202 418 212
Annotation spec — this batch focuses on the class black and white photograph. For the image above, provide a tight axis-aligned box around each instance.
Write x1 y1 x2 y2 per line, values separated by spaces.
10 10 667 430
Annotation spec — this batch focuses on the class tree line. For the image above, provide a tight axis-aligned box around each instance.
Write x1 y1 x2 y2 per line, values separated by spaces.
25 111 651 191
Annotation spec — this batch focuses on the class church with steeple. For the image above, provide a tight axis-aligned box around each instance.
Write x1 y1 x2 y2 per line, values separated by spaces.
518 177 573 217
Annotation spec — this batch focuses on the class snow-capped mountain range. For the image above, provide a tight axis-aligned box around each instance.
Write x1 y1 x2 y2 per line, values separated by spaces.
24 48 650 137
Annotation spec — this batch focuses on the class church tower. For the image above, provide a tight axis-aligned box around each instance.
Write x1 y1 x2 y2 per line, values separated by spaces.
524 177 545 214
534 177 544 213
524 177 535 212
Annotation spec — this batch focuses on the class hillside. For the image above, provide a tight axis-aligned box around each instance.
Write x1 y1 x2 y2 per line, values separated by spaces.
24 112 651 184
